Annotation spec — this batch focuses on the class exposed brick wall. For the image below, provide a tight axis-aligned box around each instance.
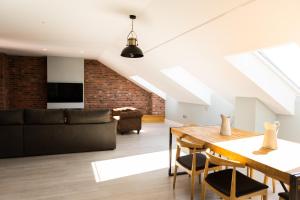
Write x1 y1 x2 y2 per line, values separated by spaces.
0 53 8 109
84 59 154 114
150 93 165 115
5 55 47 109
0 54 165 114
0 54 47 110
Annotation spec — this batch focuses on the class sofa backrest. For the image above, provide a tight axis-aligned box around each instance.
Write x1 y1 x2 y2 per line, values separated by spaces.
66 109 111 124
119 110 143 119
24 109 65 125
0 110 24 125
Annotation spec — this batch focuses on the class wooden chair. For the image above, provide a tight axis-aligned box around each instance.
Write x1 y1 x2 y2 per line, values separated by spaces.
278 192 289 200
201 149 269 200
173 138 220 200
247 168 276 193
263 176 276 193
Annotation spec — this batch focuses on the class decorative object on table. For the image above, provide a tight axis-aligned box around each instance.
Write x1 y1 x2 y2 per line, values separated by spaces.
262 121 280 150
121 15 144 58
220 114 231 136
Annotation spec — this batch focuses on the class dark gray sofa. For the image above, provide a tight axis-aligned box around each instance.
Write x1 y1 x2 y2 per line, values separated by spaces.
0 109 117 158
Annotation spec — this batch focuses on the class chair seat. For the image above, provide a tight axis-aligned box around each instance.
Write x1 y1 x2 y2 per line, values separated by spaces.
205 169 268 197
177 153 216 171
279 192 289 200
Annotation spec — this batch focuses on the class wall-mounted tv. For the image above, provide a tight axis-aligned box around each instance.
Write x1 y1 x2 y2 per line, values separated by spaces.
47 83 83 103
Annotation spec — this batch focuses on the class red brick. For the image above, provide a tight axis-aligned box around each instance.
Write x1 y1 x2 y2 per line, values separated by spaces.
0 55 165 115
150 93 165 115
84 60 155 114
6 55 47 109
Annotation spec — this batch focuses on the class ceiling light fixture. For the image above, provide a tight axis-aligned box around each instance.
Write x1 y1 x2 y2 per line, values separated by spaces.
121 15 143 58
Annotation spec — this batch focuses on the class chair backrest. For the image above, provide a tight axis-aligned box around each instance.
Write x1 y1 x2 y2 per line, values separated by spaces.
204 149 246 198
176 138 205 151
205 149 245 168
175 138 205 172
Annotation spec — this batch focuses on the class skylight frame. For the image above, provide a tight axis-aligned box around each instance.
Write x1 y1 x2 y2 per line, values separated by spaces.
161 66 212 105
130 75 167 99
256 51 300 93
255 43 300 94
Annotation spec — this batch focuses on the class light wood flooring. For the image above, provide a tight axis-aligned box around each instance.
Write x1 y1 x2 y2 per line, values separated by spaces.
0 123 283 200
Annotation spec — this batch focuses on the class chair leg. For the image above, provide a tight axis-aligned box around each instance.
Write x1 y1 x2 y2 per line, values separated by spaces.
264 175 268 185
201 182 206 200
191 171 195 200
199 173 202 184
250 168 253 178
262 193 267 200
137 129 140 134
272 179 276 193
173 165 178 189
247 167 250 177
264 175 275 193
247 167 254 178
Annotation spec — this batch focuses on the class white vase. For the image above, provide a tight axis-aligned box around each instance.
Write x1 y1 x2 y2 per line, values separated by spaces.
262 121 280 150
220 114 231 136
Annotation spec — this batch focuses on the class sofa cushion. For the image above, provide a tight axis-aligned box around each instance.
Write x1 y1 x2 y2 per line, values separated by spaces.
24 109 65 125
0 110 24 125
66 109 111 124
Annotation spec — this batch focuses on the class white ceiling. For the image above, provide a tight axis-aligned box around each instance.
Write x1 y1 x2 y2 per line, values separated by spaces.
1 0 300 114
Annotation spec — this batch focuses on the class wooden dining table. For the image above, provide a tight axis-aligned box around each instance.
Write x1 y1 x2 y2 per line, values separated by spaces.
169 126 300 200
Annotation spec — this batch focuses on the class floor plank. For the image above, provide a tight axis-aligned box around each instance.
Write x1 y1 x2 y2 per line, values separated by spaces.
0 123 282 199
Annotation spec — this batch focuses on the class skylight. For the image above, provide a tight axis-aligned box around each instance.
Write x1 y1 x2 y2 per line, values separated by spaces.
258 43 300 90
130 75 166 99
161 66 212 105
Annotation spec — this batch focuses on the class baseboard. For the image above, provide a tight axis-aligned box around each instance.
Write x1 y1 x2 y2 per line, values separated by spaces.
142 115 165 123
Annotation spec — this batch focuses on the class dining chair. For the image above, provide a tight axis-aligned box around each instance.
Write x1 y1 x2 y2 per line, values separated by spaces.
173 138 221 200
249 171 276 200
278 192 289 200
264 176 276 193
201 149 269 200
248 168 276 193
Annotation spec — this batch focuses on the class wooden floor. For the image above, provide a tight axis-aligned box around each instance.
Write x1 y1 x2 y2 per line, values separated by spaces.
0 123 282 200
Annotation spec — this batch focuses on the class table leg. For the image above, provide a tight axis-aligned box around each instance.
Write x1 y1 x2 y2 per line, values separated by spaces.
279 181 289 193
168 127 172 176
289 174 300 200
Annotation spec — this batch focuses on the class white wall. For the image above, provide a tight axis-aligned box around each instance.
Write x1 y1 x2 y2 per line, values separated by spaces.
166 94 234 126
234 97 277 133
226 52 296 115
234 97 256 131
255 99 277 133
47 56 84 109
277 97 300 143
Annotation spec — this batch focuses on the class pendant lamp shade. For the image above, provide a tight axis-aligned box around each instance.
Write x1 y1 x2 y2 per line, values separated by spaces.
121 15 144 58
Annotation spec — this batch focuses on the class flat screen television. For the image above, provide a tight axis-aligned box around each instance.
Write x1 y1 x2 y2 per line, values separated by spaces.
47 83 83 103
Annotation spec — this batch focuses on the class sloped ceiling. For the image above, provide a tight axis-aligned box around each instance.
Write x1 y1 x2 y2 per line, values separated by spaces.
0 0 299 114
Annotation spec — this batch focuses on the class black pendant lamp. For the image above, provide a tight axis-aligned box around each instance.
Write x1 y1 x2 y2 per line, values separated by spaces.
121 15 144 58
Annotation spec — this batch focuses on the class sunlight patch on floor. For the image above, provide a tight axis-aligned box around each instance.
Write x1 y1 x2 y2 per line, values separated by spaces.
91 150 176 182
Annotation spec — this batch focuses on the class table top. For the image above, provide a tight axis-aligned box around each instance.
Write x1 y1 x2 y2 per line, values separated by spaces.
171 126 300 184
